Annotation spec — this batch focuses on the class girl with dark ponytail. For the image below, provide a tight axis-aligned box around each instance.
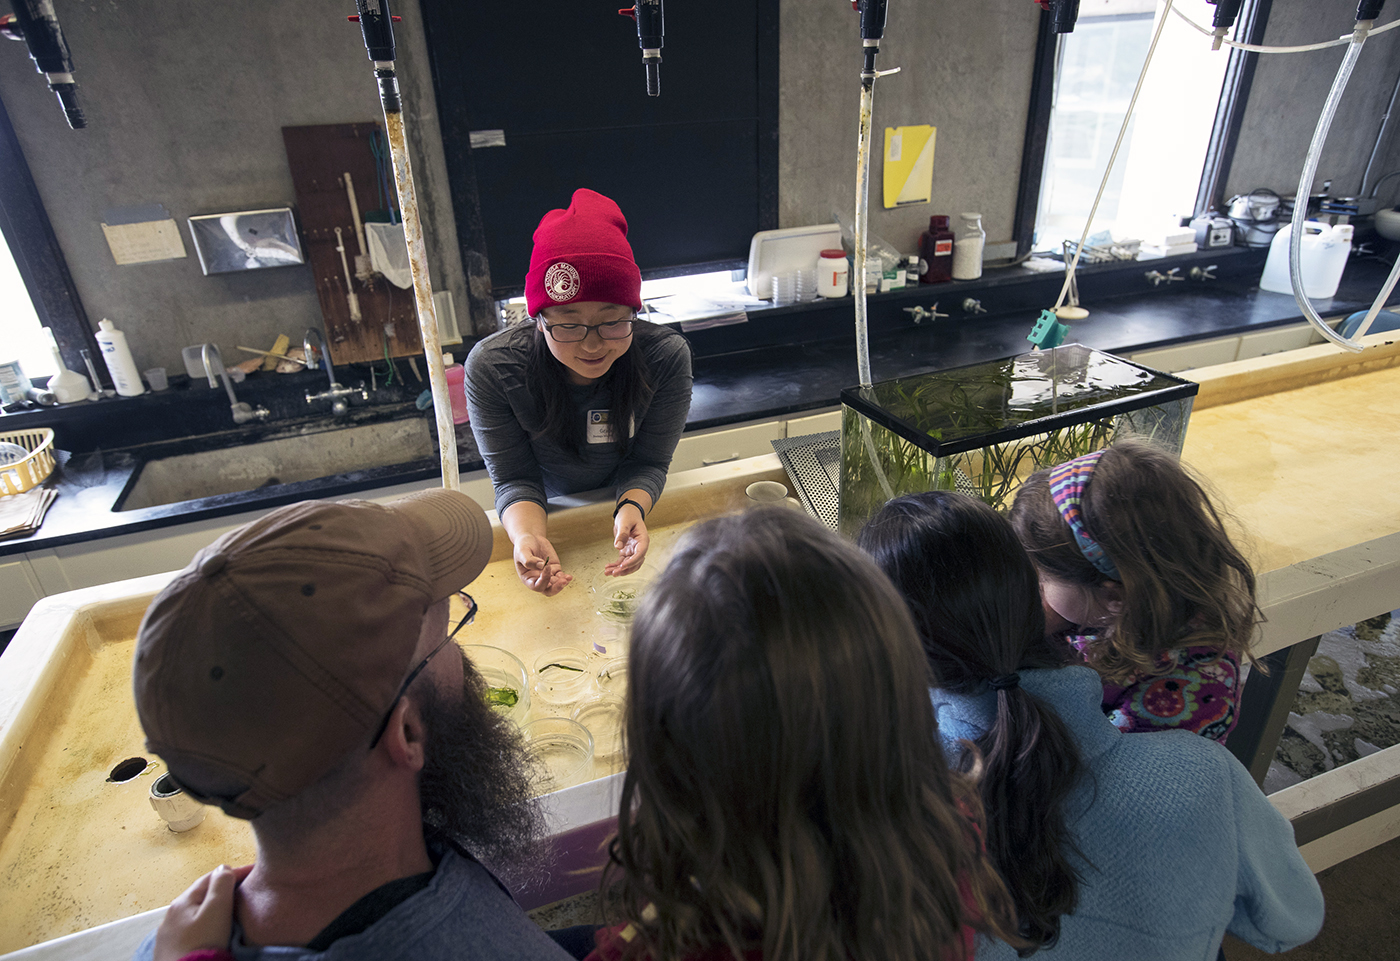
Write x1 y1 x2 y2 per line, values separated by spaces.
859 491 1324 961
858 492 1083 953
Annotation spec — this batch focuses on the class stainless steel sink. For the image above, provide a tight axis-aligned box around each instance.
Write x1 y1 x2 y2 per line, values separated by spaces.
116 418 434 511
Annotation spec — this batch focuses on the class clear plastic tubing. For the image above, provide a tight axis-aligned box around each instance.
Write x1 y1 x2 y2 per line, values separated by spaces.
853 50 877 388
1289 20 1400 352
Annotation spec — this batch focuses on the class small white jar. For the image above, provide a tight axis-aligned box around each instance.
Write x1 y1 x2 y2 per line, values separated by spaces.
816 249 849 298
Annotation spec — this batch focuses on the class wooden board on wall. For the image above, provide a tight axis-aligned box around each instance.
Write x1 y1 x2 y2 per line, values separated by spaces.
282 123 421 366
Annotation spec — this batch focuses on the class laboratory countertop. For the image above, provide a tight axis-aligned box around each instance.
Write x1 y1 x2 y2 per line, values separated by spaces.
3 245 1397 558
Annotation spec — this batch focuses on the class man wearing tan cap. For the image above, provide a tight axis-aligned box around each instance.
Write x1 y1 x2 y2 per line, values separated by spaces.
130 490 571 961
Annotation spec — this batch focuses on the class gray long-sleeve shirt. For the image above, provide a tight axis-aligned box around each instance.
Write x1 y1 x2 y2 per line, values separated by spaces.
464 321 693 517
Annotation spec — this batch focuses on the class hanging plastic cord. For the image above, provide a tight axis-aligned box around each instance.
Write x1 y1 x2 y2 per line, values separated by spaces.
851 0 900 389
1287 8 1400 352
1171 6 1399 53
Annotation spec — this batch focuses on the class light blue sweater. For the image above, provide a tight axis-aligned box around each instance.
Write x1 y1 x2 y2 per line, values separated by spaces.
933 666 1323 960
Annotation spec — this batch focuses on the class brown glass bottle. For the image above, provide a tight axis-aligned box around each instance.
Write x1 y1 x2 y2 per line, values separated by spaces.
918 215 954 284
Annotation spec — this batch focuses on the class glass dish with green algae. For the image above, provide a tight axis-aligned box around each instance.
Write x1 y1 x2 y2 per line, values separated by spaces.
837 343 1197 536
591 569 654 622
463 644 531 725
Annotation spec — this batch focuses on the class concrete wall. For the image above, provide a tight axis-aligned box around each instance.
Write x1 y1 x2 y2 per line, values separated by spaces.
1224 2 1400 207
0 0 466 377
0 0 1396 380
779 0 1041 251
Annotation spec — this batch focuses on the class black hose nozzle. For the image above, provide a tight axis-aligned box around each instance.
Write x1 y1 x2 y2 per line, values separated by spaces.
1047 0 1081 34
1356 0 1386 21
353 0 397 62
7 0 85 128
623 0 663 97
1206 0 1245 31
857 0 889 42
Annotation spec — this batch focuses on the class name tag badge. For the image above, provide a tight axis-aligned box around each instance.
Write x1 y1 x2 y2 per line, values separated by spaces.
586 410 635 445
587 409 615 445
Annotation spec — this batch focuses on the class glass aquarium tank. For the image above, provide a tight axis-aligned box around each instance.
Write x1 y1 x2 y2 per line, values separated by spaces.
838 344 1198 536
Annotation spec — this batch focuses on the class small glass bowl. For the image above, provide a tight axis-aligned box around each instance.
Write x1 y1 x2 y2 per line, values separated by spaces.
572 693 626 763
462 644 531 725
532 647 595 711
523 717 594 791
591 569 654 621
595 656 628 697
591 620 628 658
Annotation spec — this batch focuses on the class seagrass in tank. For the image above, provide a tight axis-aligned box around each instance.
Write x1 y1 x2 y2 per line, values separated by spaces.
837 344 1198 536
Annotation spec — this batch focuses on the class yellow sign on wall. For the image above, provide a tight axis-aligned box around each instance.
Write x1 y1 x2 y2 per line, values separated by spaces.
882 124 937 209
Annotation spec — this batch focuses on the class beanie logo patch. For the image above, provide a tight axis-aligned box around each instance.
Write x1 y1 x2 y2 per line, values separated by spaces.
544 262 580 302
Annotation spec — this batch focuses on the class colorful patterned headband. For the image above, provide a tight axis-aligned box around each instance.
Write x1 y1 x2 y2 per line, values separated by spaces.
1048 450 1121 581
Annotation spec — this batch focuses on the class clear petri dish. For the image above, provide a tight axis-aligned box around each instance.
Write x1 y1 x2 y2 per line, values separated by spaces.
462 644 531 725
523 717 594 791
572 693 625 763
532 647 594 712
591 569 654 621
595 656 628 697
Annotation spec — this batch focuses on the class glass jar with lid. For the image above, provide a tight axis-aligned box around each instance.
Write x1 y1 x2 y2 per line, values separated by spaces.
952 212 985 281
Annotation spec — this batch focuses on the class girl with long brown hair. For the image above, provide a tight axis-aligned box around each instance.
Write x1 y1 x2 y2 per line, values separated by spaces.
595 506 1019 961
859 490 1321 960
1007 440 1259 742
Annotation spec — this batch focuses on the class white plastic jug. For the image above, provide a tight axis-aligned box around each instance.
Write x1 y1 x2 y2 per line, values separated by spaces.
1259 221 1353 298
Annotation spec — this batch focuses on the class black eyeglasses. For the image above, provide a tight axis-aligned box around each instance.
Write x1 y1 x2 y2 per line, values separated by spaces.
449 590 478 639
540 318 635 343
369 592 477 748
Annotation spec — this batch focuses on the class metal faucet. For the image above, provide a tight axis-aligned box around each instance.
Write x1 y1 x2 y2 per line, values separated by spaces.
201 343 269 425
303 328 367 416
903 302 949 325
1144 268 1185 287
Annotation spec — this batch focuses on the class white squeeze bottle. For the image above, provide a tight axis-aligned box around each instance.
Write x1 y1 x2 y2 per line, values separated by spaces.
95 318 146 396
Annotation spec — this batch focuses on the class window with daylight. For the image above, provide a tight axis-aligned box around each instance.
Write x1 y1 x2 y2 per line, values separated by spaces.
1034 0 1233 249
0 233 54 380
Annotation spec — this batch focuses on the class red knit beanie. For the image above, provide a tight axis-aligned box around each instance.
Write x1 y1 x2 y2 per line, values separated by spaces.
525 188 643 316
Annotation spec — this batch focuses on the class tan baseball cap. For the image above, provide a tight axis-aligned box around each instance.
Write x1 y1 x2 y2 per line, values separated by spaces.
133 489 493 819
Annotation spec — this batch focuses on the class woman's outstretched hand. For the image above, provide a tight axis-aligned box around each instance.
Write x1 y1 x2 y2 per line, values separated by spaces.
154 863 252 961
514 532 572 595
606 503 650 576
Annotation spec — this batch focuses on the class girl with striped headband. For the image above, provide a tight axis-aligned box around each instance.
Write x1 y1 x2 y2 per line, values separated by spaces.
1008 440 1259 743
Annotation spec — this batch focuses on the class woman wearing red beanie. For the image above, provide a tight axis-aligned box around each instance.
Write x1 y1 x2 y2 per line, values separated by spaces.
465 189 693 595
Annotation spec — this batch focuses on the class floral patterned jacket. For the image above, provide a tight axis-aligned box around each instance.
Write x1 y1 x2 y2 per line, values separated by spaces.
1066 638 1241 743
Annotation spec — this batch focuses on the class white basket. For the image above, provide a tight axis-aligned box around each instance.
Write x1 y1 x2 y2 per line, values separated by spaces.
0 427 56 496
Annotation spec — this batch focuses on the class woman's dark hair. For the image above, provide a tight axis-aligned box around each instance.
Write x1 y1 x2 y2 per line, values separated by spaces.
606 507 1021 961
1007 439 1260 685
525 316 655 456
858 491 1085 953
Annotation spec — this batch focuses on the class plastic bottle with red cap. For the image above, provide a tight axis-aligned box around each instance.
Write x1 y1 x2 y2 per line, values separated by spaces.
816 249 849 298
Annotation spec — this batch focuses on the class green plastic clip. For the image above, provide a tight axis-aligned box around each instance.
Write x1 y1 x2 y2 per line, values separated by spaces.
1027 309 1070 349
